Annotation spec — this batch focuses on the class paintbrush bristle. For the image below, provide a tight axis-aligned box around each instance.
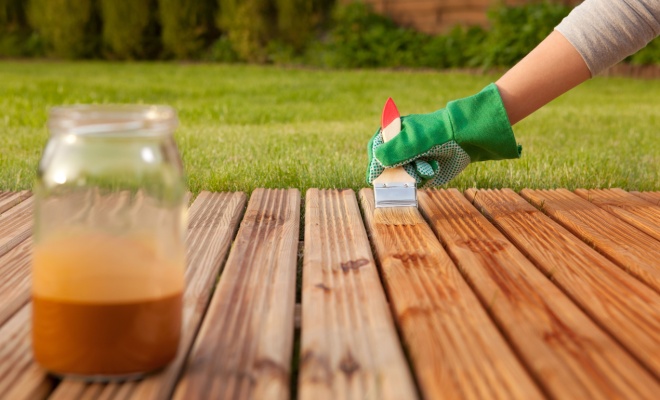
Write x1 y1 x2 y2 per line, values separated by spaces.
372 206 423 226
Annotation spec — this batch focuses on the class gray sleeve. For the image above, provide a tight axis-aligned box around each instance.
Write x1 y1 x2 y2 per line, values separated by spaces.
555 0 660 76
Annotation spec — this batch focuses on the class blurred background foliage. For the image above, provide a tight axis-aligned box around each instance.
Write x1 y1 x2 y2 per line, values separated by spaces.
0 0 658 67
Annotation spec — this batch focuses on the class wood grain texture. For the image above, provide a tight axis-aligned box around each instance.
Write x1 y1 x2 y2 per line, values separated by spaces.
358 188 542 400
299 189 416 400
1 362 53 400
0 305 56 400
173 189 300 400
630 191 660 205
0 196 33 258
521 189 660 292
0 191 31 214
418 188 660 399
48 191 247 400
574 188 660 241
467 188 660 377
0 238 32 327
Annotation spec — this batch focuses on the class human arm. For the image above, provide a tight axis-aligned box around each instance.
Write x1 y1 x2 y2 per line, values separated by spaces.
498 0 660 125
367 0 660 186
495 30 591 125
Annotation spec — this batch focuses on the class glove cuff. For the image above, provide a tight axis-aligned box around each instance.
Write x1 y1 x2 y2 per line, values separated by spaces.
448 83 522 162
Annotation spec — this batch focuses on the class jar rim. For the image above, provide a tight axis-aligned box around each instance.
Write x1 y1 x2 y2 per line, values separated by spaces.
48 105 178 137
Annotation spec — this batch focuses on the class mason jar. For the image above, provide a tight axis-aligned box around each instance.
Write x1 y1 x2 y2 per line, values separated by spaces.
32 105 187 381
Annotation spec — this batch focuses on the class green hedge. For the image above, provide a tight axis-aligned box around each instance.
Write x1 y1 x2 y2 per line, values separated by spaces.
160 0 216 59
218 0 274 62
320 2 427 68
481 1 571 67
217 0 327 62
0 0 24 30
628 37 660 66
0 0 38 56
276 0 314 51
315 1 570 69
27 0 99 58
2 0 658 69
100 0 159 59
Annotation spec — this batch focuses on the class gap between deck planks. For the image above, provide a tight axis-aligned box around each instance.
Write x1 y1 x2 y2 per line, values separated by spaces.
359 189 543 400
521 189 660 292
299 189 417 400
466 189 660 377
574 188 660 241
416 189 659 399
0 193 33 259
0 188 658 400
0 191 31 215
0 191 248 400
173 189 300 400
0 238 32 327
51 191 247 400
631 190 660 205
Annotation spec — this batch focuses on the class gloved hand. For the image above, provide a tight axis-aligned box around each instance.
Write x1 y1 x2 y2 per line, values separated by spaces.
366 83 522 187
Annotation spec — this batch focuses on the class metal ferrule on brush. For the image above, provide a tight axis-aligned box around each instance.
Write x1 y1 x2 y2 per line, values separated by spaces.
374 182 418 208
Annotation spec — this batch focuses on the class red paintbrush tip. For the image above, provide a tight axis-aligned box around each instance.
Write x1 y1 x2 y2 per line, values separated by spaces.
381 97 400 130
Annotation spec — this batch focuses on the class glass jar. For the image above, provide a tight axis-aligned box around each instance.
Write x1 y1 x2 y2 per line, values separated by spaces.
32 105 187 381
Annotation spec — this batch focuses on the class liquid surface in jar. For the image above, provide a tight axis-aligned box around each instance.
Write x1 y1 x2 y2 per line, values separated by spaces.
32 229 184 302
32 230 185 376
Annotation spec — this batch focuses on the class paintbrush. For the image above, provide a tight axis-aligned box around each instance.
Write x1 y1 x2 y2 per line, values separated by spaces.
373 98 418 225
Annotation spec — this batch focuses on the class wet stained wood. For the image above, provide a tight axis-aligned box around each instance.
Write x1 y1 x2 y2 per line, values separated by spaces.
521 189 660 292
358 188 542 400
0 196 33 258
173 189 300 400
46 191 248 400
419 188 660 399
466 188 660 376
574 188 660 241
631 191 660 205
299 189 416 400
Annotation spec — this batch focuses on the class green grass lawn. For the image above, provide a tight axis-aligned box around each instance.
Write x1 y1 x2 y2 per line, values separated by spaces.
0 61 658 194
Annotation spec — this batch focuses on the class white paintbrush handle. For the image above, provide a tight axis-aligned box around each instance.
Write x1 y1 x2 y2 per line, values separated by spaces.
381 116 401 142
374 116 416 185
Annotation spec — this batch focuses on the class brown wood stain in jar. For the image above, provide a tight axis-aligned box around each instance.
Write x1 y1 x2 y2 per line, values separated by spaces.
32 292 182 377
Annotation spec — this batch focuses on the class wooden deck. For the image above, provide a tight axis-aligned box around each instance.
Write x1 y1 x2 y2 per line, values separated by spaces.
0 188 658 399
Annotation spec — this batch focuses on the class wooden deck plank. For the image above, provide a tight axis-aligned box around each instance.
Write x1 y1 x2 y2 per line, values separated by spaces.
520 189 660 292
299 189 417 400
173 189 300 400
1 188 658 399
47 381 87 399
0 238 32 327
2 362 53 400
574 188 660 241
358 188 542 400
0 305 57 400
46 191 247 400
0 191 31 214
0 196 33 258
418 188 660 399
631 191 660 205
467 188 660 376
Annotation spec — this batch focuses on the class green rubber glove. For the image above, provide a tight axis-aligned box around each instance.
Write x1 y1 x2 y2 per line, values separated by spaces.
366 83 522 187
